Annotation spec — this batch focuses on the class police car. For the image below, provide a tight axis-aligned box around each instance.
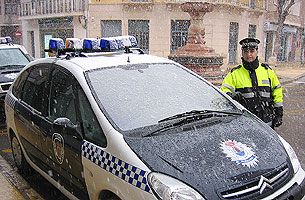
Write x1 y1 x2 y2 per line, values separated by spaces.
5 36 305 200
0 36 32 126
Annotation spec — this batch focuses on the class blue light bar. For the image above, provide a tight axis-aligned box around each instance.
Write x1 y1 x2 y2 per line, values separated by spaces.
100 35 137 51
100 38 119 51
5 36 12 43
83 38 100 51
0 36 12 44
66 38 82 50
45 35 140 55
49 38 64 51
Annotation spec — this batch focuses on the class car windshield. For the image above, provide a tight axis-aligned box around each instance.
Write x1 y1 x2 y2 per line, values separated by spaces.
0 48 30 68
86 63 237 131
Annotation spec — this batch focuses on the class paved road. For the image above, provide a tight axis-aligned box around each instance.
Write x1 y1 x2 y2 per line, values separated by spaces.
0 77 305 199
276 76 305 169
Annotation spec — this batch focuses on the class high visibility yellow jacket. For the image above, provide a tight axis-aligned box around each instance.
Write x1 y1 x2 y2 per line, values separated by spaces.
221 63 283 123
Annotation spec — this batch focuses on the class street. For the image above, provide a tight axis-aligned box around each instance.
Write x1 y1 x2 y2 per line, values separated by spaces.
276 76 305 169
0 77 304 199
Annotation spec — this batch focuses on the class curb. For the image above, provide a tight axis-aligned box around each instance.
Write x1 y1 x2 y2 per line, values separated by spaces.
0 154 43 200
0 154 27 200
280 72 305 85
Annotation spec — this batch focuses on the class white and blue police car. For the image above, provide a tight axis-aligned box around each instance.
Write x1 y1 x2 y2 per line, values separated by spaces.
5 36 305 200
0 36 32 127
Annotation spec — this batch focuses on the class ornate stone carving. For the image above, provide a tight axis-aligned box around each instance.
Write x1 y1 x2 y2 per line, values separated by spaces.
168 2 223 77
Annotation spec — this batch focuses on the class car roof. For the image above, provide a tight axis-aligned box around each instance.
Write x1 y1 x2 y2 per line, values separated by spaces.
0 43 29 54
32 52 176 72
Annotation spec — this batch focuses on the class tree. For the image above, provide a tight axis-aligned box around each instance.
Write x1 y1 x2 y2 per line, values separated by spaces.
273 0 296 61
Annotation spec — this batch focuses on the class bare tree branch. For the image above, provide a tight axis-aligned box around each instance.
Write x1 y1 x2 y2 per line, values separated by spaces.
271 0 296 61
283 0 295 14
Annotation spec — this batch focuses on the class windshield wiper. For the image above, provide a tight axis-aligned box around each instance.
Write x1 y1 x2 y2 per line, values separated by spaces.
158 110 242 123
0 64 25 69
142 110 242 137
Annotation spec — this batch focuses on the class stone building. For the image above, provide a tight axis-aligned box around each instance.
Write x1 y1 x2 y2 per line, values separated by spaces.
0 0 22 44
14 0 305 67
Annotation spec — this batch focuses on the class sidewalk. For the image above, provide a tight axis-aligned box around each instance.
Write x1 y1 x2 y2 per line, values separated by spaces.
0 155 26 200
273 65 305 84
0 148 43 200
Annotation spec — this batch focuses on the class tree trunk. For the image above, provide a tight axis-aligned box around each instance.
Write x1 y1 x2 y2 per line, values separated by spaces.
273 0 295 62
274 19 285 61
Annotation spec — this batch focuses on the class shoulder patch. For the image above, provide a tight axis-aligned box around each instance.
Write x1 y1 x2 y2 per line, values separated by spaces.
231 65 242 73
261 63 271 69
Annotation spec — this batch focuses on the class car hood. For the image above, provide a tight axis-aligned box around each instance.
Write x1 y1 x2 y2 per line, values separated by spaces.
124 111 290 199
0 68 22 83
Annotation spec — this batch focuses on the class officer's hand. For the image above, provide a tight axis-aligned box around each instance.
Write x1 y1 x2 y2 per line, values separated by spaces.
232 93 243 102
273 106 283 127
273 115 283 127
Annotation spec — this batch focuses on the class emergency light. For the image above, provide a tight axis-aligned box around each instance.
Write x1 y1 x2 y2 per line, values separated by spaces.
100 35 137 51
45 35 139 56
0 36 12 44
83 38 100 51
66 38 82 50
49 38 65 51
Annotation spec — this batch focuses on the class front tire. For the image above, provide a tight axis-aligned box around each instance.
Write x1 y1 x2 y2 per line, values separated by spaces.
11 135 31 174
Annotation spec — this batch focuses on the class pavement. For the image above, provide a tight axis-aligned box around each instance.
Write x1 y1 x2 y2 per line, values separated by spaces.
0 63 305 200
273 64 305 84
0 154 27 200
0 133 43 200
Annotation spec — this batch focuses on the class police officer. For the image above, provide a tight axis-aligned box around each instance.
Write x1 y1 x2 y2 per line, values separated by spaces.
221 38 283 128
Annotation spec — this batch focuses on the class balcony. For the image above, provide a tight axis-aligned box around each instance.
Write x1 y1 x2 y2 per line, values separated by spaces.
116 0 266 10
19 0 85 17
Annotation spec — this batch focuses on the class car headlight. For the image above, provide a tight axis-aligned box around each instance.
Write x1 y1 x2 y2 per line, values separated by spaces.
278 135 300 173
148 172 205 200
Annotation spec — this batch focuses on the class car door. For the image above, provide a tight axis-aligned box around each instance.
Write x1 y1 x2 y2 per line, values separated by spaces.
43 66 88 199
14 65 50 167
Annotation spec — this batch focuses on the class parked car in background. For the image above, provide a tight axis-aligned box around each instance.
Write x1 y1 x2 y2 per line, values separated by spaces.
5 36 305 200
0 36 33 127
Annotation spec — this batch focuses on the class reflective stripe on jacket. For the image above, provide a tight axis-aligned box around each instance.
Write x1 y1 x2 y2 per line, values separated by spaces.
220 63 283 123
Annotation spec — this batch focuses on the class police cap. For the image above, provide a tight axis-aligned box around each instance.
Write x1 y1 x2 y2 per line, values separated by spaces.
239 38 260 50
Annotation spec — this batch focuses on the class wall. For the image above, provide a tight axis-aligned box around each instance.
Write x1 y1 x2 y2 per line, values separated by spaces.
87 2 265 65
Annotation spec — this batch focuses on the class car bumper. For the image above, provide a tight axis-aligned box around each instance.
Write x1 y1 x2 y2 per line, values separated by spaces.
263 167 305 200
276 178 305 200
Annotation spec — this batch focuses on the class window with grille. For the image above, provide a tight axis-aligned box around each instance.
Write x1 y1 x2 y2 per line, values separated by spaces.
170 20 190 53
248 24 256 38
101 20 122 37
228 22 239 64
128 20 149 53
5 0 19 15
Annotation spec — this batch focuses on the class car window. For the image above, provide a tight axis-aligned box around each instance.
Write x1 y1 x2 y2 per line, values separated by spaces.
12 69 30 98
20 65 50 114
77 86 106 147
0 48 30 67
48 69 77 125
86 63 236 131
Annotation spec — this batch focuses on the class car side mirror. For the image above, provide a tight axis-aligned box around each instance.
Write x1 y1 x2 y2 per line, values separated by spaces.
53 117 82 140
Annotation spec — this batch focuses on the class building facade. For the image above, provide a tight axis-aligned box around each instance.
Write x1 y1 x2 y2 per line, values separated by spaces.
0 0 22 44
17 0 305 67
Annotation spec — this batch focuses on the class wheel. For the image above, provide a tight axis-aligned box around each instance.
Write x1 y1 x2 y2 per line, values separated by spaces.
0 99 6 127
11 135 31 174
99 191 121 200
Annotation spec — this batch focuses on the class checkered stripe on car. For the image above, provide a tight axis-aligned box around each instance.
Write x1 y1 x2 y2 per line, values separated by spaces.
82 140 151 193
5 94 16 109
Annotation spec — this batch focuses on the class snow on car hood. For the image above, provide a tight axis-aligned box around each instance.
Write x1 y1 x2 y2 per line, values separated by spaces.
124 111 290 199
0 68 22 83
